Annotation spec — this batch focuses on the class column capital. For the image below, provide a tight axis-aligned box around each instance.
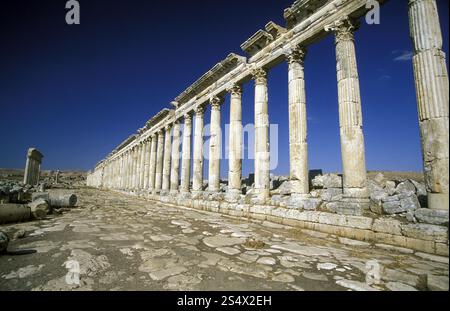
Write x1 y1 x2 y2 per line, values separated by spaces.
184 113 193 123
165 124 172 131
252 68 268 85
227 83 242 96
325 16 360 44
194 104 206 116
286 45 307 65
210 96 224 110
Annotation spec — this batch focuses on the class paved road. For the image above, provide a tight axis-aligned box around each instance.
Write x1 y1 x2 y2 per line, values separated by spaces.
0 188 448 291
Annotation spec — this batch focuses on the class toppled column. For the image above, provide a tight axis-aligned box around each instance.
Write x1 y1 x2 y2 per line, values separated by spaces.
409 0 449 210
208 96 223 193
0 204 31 224
32 192 78 207
23 148 43 186
180 114 193 193
252 68 271 202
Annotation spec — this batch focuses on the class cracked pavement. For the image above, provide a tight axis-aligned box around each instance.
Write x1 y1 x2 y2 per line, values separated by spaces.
0 188 448 291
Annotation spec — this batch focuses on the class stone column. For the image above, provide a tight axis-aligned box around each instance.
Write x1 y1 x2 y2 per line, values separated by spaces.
143 139 150 190
23 148 43 186
287 46 309 196
326 17 369 213
227 84 243 200
409 0 449 210
155 130 165 193
192 105 205 194
252 68 271 201
170 120 182 193
180 114 193 193
162 125 173 194
149 134 158 191
126 151 131 190
139 142 146 190
132 146 138 190
208 96 223 193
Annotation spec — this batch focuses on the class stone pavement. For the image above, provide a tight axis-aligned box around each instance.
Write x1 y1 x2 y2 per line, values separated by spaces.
0 188 448 291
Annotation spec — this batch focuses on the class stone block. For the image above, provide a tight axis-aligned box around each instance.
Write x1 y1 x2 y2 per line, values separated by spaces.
401 223 448 242
373 218 402 235
414 208 449 225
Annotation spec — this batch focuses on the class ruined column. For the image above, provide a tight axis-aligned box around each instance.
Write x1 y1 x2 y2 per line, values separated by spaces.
208 96 223 193
287 45 309 196
192 105 205 194
326 17 369 214
143 139 150 190
180 114 192 193
23 148 43 186
253 68 271 201
132 146 137 190
162 124 173 194
170 120 182 193
155 130 165 193
149 134 158 191
409 0 449 210
126 151 131 190
227 84 243 200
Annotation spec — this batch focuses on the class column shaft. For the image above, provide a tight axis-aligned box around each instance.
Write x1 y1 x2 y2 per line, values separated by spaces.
208 97 223 192
287 46 309 195
253 68 271 200
228 84 243 195
143 139 151 190
170 121 182 192
409 0 449 210
149 135 158 191
192 106 205 193
155 131 164 192
180 114 192 193
162 125 172 193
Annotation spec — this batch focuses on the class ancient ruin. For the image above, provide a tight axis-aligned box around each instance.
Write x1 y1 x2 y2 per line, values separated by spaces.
23 148 43 186
87 0 449 257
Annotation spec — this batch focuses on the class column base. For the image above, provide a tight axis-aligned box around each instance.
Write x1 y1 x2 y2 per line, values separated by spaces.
191 191 203 200
428 193 449 210
225 190 242 203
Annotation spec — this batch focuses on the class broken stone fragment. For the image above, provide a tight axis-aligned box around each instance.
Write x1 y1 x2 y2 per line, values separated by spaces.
395 180 416 195
414 208 449 225
0 231 9 253
28 198 50 220
311 174 342 189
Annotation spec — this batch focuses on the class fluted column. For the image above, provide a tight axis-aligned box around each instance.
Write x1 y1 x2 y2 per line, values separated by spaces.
326 17 368 203
253 68 271 201
143 139 150 190
227 84 243 198
170 120 182 193
287 46 309 195
127 150 132 190
132 146 138 190
155 130 165 193
192 105 205 194
162 124 173 193
149 134 157 191
180 114 192 193
208 96 223 192
409 0 449 210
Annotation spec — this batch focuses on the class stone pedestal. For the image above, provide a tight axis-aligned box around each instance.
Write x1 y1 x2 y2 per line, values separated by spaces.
409 0 449 210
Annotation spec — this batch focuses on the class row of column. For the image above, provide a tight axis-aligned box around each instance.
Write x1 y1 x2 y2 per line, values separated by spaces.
100 1 448 211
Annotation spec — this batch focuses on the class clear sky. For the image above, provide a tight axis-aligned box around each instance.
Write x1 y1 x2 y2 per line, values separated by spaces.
0 0 448 177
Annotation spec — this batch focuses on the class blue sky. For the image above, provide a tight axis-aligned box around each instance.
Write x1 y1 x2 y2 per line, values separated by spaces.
0 0 448 177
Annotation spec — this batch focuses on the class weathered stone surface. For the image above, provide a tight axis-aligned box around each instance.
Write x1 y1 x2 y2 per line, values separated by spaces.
414 208 449 225
28 198 50 220
311 174 342 189
395 180 416 195
336 279 379 291
203 235 245 248
401 223 448 242
0 231 9 253
427 275 449 291
383 194 420 214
